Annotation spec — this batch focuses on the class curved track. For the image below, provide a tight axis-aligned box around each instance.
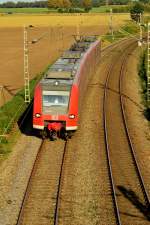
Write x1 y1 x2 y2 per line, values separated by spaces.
103 40 150 224
16 140 68 225
15 39 150 225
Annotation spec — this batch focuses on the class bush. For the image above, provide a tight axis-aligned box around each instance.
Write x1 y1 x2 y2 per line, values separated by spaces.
57 7 84 13
130 2 144 22
58 8 63 12
112 6 130 13
84 7 91 12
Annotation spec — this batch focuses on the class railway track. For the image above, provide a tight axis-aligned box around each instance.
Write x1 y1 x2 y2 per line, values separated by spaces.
16 139 68 225
14 39 149 225
14 38 125 225
103 40 150 224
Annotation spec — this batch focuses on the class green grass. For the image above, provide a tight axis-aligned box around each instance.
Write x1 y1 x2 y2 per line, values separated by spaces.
91 5 130 13
138 50 150 121
0 77 37 136
102 21 139 43
90 6 111 13
0 70 46 155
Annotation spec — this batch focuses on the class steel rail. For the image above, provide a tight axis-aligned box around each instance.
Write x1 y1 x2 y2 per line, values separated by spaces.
103 60 122 225
119 52 150 207
103 39 150 224
103 40 138 225
101 37 135 58
53 140 68 225
16 140 45 225
16 139 68 225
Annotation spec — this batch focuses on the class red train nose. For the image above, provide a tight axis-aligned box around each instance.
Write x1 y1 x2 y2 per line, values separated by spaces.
47 122 63 132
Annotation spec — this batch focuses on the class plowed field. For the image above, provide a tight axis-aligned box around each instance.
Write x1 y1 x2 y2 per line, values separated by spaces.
0 13 130 105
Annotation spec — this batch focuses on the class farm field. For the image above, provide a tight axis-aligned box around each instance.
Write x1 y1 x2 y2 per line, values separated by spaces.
0 13 130 106
0 13 130 27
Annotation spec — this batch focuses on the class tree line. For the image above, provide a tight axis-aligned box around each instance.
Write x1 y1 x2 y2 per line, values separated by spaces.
0 0 149 9
0 0 148 9
0 1 47 8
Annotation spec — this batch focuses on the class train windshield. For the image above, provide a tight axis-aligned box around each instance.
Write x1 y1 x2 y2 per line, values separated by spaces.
42 91 70 114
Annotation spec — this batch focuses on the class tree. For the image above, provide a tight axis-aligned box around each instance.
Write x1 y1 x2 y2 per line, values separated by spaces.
47 0 63 8
70 0 82 7
130 2 144 23
62 0 71 8
92 0 100 7
112 0 130 4
82 0 92 11
47 0 58 8
1 1 16 8
139 0 150 4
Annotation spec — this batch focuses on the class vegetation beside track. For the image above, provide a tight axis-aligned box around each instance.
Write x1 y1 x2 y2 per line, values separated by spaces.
0 68 48 156
102 21 139 43
138 50 150 121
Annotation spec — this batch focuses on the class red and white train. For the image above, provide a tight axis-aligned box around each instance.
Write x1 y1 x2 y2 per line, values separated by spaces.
33 36 101 140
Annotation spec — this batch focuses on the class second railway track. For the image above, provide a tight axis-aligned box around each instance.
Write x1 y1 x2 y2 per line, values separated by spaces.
16 139 68 225
103 40 150 225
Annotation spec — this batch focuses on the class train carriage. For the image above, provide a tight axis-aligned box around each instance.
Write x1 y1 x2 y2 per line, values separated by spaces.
33 36 101 140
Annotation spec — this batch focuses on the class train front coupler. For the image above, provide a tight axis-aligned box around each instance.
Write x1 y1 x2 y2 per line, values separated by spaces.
47 122 63 141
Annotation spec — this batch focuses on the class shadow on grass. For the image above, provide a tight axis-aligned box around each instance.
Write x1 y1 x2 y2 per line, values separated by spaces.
17 101 38 137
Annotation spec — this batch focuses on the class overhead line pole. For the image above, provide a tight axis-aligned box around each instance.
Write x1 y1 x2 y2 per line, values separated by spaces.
24 25 30 103
23 25 50 103
109 8 114 41
76 13 80 40
147 23 150 107
0 85 3 106
139 13 143 42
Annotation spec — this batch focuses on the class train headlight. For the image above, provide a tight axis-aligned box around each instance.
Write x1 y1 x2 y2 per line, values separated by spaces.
35 113 41 118
69 114 75 119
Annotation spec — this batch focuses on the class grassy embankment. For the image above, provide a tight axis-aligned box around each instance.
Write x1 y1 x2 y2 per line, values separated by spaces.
138 51 150 121
0 70 46 157
101 21 139 44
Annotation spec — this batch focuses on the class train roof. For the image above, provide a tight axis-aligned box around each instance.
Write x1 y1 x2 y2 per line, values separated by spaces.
45 56 80 79
41 78 72 92
41 36 98 89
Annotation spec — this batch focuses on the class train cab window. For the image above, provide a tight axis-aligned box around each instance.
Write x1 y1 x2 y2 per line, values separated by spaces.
42 91 69 107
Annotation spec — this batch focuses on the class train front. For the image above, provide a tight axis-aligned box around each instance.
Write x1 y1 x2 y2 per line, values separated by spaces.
33 78 78 140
